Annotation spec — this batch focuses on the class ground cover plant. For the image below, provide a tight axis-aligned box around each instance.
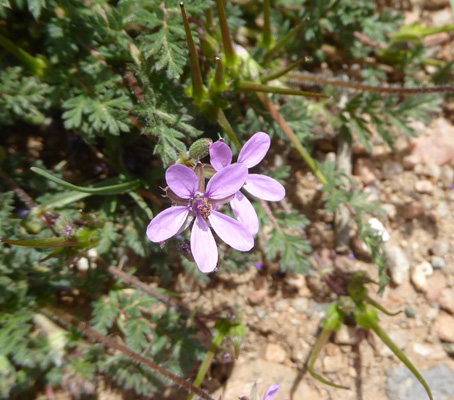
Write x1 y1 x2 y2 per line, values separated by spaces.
1 0 454 399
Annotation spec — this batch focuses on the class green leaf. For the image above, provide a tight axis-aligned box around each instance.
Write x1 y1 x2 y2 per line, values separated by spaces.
31 167 141 195
27 0 45 19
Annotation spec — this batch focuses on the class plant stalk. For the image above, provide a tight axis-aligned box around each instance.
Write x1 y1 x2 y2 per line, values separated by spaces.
216 109 242 151
254 92 328 185
214 0 236 67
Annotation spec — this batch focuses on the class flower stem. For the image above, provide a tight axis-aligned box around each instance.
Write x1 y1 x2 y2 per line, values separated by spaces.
214 0 236 68
239 81 329 99
180 2 205 102
187 330 224 400
285 71 454 94
358 308 433 400
259 0 274 50
308 304 349 390
0 33 48 78
216 109 242 151
254 92 328 185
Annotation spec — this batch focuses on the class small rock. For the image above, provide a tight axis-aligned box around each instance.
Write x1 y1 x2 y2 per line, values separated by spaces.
438 289 454 314
248 289 267 305
437 201 449 218
405 307 416 318
427 164 442 179
265 343 287 363
410 262 433 292
432 314 454 342
402 203 425 220
385 245 410 285
381 203 397 220
413 343 446 360
333 325 363 345
440 165 454 188
430 240 450 257
386 365 454 400
291 298 309 314
425 271 448 302
431 256 445 270
415 180 433 193
368 217 390 242
402 154 419 169
382 160 403 179
322 354 344 374
353 157 377 185
441 343 454 356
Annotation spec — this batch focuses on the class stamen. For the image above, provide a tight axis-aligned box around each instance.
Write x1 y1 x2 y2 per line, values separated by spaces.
197 199 213 218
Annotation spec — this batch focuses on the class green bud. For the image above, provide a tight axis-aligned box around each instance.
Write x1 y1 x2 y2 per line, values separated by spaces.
188 138 212 160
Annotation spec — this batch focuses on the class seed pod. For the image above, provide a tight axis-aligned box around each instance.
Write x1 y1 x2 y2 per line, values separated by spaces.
188 138 212 160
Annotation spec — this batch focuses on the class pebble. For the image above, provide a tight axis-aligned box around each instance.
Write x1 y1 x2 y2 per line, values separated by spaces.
385 245 410 286
402 203 425 220
427 164 441 179
437 201 449 218
430 240 450 257
414 180 433 193
405 307 416 318
291 298 309 314
410 261 433 292
334 325 363 345
386 365 454 400
264 343 287 363
412 343 445 359
381 203 397 220
432 314 454 342
402 154 419 169
248 289 267 305
382 160 403 179
438 289 454 315
425 271 447 302
322 354 344 374
431 256 445 270
353 157 377 185
440 165 454 187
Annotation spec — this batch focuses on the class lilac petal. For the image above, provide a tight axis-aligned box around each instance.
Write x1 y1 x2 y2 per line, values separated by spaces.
238 132 270 168
208 210 254 251
263 384 280 400
231 192 259 235
191 214 218 273
206 163 248 199
146 206 190 242
210 141 232 171
165 165 198 199
243 174 285 201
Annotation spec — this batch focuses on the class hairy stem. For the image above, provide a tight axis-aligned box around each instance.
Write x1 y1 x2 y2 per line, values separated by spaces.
187 330 224 400
254 92 328 185
41 308 215 400
216 109 242 151
214 0 236 67
239 81 329 99
286 71 454 94
261 57 307 84
180 2 205 102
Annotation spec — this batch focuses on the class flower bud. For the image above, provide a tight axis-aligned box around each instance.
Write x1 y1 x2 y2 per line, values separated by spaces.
188 138 212 160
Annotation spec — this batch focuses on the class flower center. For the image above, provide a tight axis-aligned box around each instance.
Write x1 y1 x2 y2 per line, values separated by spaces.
197 199 213 219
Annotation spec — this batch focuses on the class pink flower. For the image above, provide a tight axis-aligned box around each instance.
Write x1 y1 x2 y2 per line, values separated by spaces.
210 132 285 235
146 163 254 273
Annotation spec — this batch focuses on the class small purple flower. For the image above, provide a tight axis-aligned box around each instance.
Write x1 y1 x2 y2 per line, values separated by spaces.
247 383 285 400
263 384 281 400
210 132 285 235
146 163 254 273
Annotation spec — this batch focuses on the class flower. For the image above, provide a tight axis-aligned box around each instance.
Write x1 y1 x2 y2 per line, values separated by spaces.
209 132 285 235
146 163 254 273
246 383 285 400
